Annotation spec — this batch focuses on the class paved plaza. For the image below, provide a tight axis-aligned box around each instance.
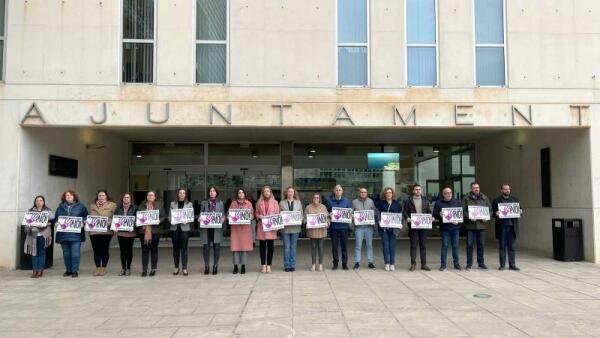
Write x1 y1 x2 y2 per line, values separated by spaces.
1 239 600 337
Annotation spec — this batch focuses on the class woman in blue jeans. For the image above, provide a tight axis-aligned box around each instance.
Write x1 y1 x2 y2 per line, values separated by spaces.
376 187 402 271
55 190 88 278
279 187 302 272
433 187 463 271
24 195 55 278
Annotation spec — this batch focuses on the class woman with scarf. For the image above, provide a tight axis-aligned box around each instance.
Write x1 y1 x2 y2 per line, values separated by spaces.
255 185 280 274
200 186 226 275
138 191 166 277
24 195 55 278
304 193 330 272
228 188 254 274
169 188 193 276
279 186 302 272
114 192 138 276
89 190 117 276
55 190 88 278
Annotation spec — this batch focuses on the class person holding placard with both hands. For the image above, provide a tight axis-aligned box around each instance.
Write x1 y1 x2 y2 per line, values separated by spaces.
492 184 521 271
352 187 379 271
114 192 138 276
462 182 492 271
255 185 280 273
138 191 166 277
376 187 402 272
305 193 330 272
327 185 352 271
23 196 55 278
229 188 254 274
403 184 433 271
55 190 88 278
280 186 303 272
200 186 226 275
169 188 193 276
433 187 463 271
88 190 117 277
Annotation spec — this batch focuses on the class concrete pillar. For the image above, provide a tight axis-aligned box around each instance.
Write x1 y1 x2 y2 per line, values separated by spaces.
281 142 294 190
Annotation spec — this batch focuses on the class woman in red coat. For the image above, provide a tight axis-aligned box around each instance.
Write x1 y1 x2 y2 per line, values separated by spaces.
255 185 280 273
228 188 254 274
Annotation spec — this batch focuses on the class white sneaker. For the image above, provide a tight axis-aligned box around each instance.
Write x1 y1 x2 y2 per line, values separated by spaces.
318 264 323 272
385 264 390 271
310 264 316 271
390 265 395 271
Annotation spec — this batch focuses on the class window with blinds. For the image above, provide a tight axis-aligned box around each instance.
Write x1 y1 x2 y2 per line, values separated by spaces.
122 0 155 84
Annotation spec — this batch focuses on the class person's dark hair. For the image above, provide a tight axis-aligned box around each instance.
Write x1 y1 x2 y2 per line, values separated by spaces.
32 195 47 209
145 190 159 202
207 186 220 198
175 187 188 202
500 183 511 190
120 192 135 205
94 189 111 203
441 186 453 193
411 183 421 191
235 187 249 201
60 189 79 203
470 182 479 187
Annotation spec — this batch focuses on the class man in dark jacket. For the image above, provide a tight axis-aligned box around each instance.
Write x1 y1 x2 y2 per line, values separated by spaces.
327 185 352 271
403 184 432 271
433 187 463 271
462 182 492 270
492 184 521 271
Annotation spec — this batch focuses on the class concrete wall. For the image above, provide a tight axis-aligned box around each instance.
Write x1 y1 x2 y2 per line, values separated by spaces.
476 129 597 262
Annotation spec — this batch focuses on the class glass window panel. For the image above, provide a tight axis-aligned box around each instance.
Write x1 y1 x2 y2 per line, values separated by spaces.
407 47 436 86
196 0 227 41
407 0 436 44
122 42 154 83
196 44 226 84
0 0 5 37
476 47 505 86
338 46 367 86
475 0 504 44
338 0 367 44
123 0 154 40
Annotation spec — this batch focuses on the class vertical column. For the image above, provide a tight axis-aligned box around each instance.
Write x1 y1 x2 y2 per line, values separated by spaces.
281 142 294 190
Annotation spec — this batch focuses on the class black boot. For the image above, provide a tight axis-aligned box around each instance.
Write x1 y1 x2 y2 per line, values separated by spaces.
204 266 210 275
241 265 246 274
233 265 239 274
212 266 218 275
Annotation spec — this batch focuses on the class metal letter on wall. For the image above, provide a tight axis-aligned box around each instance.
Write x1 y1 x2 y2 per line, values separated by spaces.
90 102 108 124
511 105 533 126
332 106 355 126
20 102 47 124
210 104 232 125
147 103 170 124
393 106 416 126
570 105 590 126
272 104 292 126
454 105 474 125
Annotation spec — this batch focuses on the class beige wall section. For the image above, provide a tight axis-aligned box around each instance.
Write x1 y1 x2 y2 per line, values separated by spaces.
476 128 597 262
156 0 194 86
438 0 475 88
370 0 405 88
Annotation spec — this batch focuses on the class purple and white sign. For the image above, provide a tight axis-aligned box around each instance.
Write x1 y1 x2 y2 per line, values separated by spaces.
262 213 284 232
380 212 403 228
136 210 160 227
22 212 49 227
441 207 463 224
498 203 521 219
306 213 328 229
56 216 83 233
199 212 224 228
170 208 195 225
353 210 375 226
228 209 252 225
281 211 302 226
331 207 353 224
111 215 136 232
468 206 490 221
85 215 109 232
410 213 433 229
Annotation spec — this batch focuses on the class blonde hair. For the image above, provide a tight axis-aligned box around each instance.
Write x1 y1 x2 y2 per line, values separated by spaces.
380 187 395 200
284 186 300 200
257 185 273 204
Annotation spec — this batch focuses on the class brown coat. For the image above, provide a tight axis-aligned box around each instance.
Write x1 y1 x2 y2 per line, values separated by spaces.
304 203 330 239
89 201 117 236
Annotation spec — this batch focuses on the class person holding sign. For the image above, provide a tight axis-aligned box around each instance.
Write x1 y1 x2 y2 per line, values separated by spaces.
462 182 492 270
169 188 193 276
432 187 463 271
229 188 254 274
327 185 352 271
55 190 88 278
255 186 280 273
279 186 303 272
403 184 432 271
492 184 521 271
138 191 166 277
89 190 117 277
352 187 378 271
23 195 55 278
114 192 138 276
305 194 329 272
200 186 226 275
376 187 402 272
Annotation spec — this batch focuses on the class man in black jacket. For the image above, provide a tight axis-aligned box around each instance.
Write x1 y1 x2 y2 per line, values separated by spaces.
403 184 432 271
492 184 521 271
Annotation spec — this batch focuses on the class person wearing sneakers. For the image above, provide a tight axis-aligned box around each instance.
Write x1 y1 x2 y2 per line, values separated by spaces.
492 184 521 271
279 186 303 272
376 187 402 272
352 187 378 271
305 193 330 272
327 185 352 271
55 190 88 278
462 182 492 271
255 185 280 274
89 190 117 277
403 184 432 271
433 187 463 271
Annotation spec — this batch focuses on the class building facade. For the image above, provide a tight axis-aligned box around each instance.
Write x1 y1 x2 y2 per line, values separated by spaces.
1 0 599 269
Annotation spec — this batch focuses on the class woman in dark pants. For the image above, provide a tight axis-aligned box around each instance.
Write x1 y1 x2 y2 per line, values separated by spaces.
138 191 166 277
114 192 138 276
200 186 226 275
169 188 193 276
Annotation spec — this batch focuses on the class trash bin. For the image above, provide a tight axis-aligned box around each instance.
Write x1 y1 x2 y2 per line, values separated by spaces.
552 218 583 261
19 225 54 270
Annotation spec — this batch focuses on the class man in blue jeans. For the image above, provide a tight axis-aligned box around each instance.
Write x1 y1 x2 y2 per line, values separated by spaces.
352 187 379 271
492 184 521 271
462 182 492 270
327 185 352 270
433 187 463 271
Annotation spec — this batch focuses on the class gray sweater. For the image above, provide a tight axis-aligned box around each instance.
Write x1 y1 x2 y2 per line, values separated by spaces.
351 197 379 228
279 199 303 234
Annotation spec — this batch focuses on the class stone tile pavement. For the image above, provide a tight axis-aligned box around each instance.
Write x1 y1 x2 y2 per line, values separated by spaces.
1 238 600 337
